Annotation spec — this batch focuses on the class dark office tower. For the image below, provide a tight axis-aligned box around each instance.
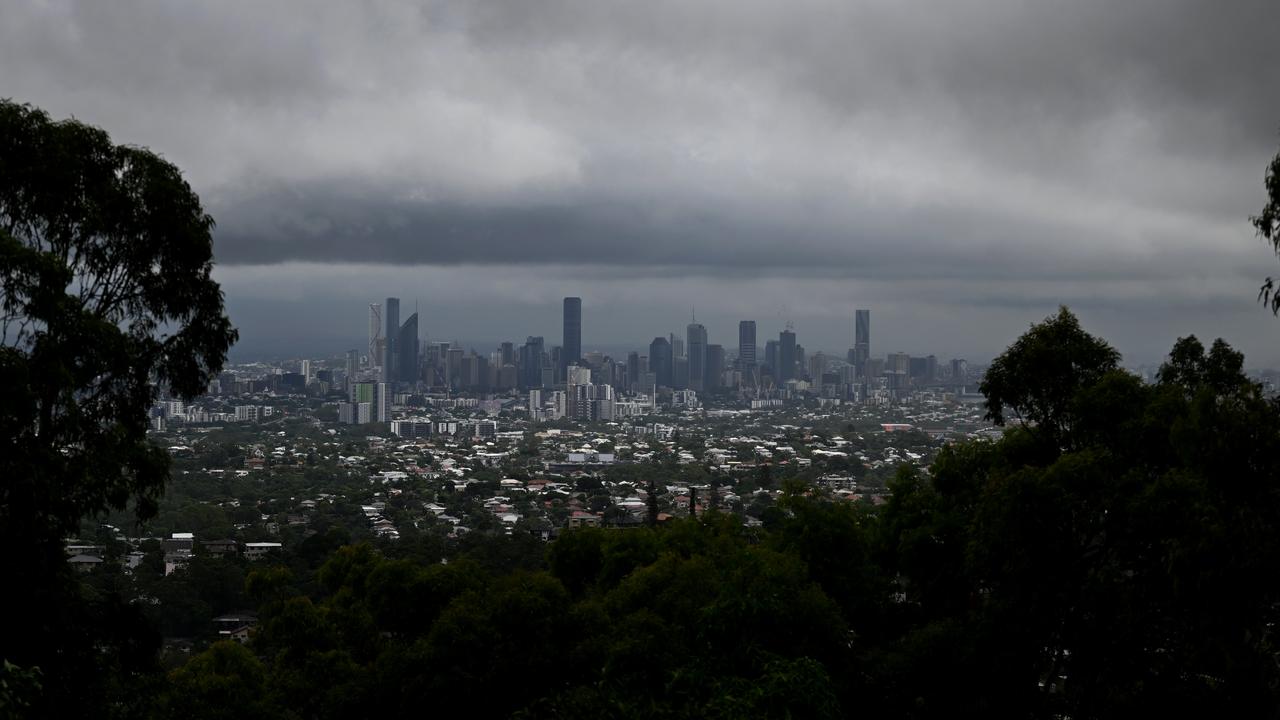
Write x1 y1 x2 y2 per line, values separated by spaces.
397 313 419 386
563 297 582 373
627 351 641 386
705 344 725 391
384 297 400 381
673 356 690 389
910 356 928 380
519 336 545 390
500 341 515 367
686 323 707 392
779 329 797 383
472 354 489 391
649 336 672 388
854 309 870 377
738 321 757 368
764 340 780 376
550 346 563 381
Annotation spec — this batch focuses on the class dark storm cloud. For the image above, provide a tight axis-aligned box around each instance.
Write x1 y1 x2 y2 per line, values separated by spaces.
211 179 1211 286
2 1 1280 362
3 0 1277 268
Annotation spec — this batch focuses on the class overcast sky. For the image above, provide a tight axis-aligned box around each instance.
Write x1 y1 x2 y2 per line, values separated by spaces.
3 1 1280 364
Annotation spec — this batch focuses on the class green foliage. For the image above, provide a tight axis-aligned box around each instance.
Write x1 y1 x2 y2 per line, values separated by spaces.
1254 140 1280 312
0 100 237 542
880 329 1280 717
0 100 235 717
0 661 42 720
163 642 277 720
979 306 1119 447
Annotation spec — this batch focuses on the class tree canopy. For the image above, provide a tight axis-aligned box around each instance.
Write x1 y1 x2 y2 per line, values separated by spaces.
979 306 1120 448
0 100 235 715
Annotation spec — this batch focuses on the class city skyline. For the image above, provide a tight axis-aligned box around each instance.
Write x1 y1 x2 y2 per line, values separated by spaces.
227 291 1273 372
336 296 957 399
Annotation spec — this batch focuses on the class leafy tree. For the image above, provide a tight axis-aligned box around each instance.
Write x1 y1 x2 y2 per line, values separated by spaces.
0 100 235 714
979 307 1119 448
1253 139 1280 312
163 641 277 720
0 661 42 720
881 328 1280 718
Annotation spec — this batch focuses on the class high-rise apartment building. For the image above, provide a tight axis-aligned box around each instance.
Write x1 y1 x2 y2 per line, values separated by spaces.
809 352 827 381
886 352 911 393
445 348 464 390
345 349 359 388
563 297 582 376
375 382 389 423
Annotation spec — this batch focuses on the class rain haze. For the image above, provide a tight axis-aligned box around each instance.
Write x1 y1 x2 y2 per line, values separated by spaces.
3 0 1279 364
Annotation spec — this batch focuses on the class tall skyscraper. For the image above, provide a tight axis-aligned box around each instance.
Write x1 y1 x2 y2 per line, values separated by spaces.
673 356 690 389
854 309 870 377
627 351 641 387
500 341 515 367
738 321 757 369
686 323 707 392
705 344 725 390
384 298 400 381
397 313 418 386
779 329 797 383
764 340 780 378
562 297 582 375
520 336 545 390
649 336 672 388
368 303 382 371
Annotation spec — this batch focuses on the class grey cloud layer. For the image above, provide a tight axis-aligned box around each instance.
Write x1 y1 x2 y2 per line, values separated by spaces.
3 0 1277 270
3 1 1280 363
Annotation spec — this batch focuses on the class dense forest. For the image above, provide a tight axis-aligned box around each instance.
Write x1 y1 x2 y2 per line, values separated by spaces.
6 101 1280 718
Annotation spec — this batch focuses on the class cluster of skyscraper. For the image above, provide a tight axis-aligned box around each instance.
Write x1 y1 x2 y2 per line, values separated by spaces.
363 298 419 385
339 299 967 409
